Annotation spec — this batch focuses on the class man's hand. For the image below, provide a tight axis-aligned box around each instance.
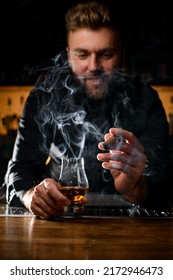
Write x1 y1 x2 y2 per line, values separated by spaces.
97 128 148 203
23 178 71 219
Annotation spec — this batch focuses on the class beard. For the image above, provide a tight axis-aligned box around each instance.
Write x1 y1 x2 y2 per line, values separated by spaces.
77 74 110 100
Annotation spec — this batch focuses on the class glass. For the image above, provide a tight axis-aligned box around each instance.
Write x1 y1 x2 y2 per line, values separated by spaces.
58 157 89 215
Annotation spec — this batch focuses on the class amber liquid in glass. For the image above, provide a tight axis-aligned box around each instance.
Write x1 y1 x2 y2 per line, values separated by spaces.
58 186 88 204
58 157 89 215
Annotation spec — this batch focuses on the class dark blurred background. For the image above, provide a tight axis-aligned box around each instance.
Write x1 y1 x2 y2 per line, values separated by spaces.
0 0 173 85
0 0 173 189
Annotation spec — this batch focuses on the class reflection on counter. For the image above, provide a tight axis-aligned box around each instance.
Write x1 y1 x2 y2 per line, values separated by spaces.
0 205 31 216
0 204 172 218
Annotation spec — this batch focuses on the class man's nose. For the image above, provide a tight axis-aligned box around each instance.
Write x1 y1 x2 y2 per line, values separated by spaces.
88 55 99 72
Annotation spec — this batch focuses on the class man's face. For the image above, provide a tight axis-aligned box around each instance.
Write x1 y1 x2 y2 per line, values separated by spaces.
66 27 123 100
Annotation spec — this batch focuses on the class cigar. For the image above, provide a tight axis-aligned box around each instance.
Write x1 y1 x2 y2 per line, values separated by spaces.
102 135 125 150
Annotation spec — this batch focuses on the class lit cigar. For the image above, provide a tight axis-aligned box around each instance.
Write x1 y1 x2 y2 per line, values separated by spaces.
102 135 125 150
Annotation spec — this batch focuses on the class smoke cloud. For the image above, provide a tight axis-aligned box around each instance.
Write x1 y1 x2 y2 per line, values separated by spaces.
32 51 134 168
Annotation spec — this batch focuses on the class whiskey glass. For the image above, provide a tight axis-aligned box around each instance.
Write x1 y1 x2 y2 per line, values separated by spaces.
58 157 89 215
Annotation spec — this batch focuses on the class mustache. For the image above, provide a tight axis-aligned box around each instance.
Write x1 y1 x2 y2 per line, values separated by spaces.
77 72 109 81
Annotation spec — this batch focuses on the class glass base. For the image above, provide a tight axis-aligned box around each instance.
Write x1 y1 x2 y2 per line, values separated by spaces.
64 203 84 216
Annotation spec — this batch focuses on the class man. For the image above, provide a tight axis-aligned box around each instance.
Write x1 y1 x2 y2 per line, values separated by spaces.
4 0 171 219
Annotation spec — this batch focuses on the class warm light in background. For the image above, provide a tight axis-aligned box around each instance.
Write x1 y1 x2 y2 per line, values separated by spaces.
0 86 34 134
0 85 173 135
152 86 173 135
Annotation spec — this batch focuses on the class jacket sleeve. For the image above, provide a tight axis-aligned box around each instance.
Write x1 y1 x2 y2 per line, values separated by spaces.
137 85 171 209
5 89 50 206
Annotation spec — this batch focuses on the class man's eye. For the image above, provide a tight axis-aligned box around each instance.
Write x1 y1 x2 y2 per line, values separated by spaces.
77 53 87 59
102 52 113 58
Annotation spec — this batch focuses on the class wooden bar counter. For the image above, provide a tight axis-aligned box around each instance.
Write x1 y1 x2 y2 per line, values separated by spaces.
0 206 173 260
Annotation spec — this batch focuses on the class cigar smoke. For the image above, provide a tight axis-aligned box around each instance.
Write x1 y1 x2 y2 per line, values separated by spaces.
32 52 135 183
34 52 105 160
